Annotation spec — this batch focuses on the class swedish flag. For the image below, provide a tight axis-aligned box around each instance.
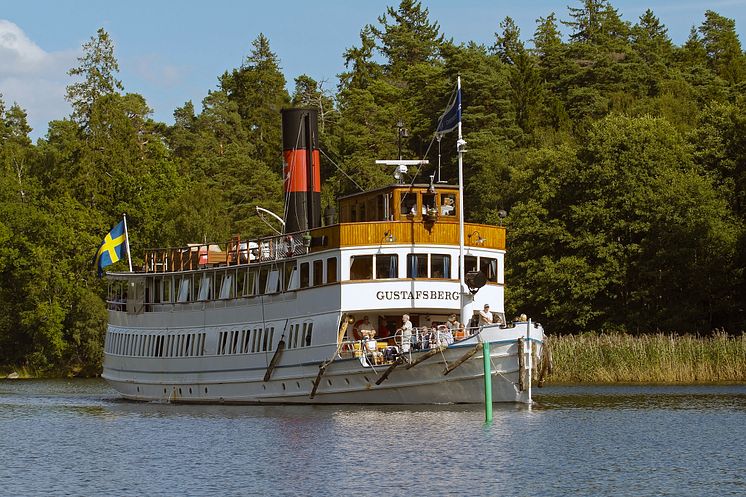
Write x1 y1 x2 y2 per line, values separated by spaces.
95 220 127 276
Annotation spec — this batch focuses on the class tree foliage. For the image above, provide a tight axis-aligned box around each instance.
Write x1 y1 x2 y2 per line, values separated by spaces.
2 1 746 374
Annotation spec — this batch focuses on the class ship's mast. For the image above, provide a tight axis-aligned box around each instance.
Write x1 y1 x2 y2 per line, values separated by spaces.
456 76 467 325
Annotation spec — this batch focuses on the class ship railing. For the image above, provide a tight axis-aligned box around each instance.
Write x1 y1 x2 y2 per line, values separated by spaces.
142 232 310 273
337 326 482 362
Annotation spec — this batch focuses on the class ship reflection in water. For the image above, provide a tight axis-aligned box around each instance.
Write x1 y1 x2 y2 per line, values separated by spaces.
1 380 744 497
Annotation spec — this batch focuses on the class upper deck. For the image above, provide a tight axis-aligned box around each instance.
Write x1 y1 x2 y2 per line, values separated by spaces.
140 184 505 274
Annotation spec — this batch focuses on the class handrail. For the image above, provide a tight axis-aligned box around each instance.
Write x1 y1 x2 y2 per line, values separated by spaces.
142 231 311 273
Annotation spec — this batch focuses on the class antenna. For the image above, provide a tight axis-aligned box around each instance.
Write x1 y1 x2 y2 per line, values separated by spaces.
375 159 429 183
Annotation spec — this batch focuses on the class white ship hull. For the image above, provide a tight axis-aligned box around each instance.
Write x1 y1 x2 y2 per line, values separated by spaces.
103 323 543 404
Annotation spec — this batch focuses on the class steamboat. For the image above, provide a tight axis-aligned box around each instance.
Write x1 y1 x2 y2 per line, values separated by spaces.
102 107 547 404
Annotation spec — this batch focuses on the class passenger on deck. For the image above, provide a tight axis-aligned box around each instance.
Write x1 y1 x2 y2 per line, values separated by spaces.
479 304 494 326
446 314 460 332
359 316 375 338
399 314 413 353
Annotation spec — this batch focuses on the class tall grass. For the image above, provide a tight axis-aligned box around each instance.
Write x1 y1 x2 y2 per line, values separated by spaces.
546 332 746 384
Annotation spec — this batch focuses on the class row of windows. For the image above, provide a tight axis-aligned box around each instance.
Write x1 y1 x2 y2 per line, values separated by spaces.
348 254 497 282
107 331 207 357
133 257 338 306
108 253 498 310
217 327 275 355
287 322 314 349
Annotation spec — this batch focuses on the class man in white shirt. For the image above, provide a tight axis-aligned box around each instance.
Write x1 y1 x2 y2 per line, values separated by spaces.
358 316 375 338
478 304 493 326
400 314 413 352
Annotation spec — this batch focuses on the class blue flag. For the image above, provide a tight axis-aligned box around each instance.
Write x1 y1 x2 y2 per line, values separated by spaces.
436 86 461 135
95 220 127 276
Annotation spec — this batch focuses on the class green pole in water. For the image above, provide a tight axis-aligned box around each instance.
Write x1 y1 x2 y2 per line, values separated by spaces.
483 340 492 422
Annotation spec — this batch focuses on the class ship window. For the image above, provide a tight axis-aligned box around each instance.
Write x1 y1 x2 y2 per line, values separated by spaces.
350 255 373 280
327 257 337 283
198 274 212 301
267 266 282 294
185 334 191 356
407 254 428 278
285 261 298 291
313 260 324 286
305 323 313 346
177 276 190 302
431 254 451 279
376 254 398 279
232 330 239 354
164 277 173 303
440 194 456 216
219 271 234 299
400 193 417 218
150 278 160 304
258 267 269 295
262 328 269 351
464 256 478 275
300 262 310 288
246 269 256 296
480 257 498 283
252 328 259 353
422 193 436 215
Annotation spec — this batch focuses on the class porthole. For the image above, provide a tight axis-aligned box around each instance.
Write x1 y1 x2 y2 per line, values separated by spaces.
189 387 193 395
136 386 140 392
179 388 182 395
345 378 350 385
327 379 332 386
163 388 167 394
204 387 208 394
282 383 286 390
296 382 301 389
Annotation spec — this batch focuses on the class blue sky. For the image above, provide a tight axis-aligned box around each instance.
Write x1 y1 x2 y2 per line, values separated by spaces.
2 0 744 140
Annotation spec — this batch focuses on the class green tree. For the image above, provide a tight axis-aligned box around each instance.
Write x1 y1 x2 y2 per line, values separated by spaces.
698 10 746 84
65 28 123 129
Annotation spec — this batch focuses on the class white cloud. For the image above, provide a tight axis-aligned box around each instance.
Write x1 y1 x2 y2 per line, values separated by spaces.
0 19 78 139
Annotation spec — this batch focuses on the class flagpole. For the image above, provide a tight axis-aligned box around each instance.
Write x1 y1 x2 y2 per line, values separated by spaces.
456 75 467 326
122 213 133 272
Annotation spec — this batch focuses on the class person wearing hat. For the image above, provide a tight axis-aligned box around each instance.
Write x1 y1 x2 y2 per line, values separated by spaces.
478 304 494 326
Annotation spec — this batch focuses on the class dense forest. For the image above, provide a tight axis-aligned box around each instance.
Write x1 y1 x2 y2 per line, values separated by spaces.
1 0 745 374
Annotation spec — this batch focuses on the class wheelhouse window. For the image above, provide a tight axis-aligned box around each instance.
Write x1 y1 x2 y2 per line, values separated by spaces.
440 194 456 216
376 254 398 279
430 254 451 279
400 193 417 218
407 254 428 278
327 257 338 283
350 255 373 280
422 193 436 216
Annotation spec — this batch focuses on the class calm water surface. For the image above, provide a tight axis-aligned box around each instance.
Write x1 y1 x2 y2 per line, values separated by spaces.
1 380 744 496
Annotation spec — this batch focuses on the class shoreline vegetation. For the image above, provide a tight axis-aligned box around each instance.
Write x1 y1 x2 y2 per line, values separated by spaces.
3 333 745 384
545 332 746 384
2 1 746 373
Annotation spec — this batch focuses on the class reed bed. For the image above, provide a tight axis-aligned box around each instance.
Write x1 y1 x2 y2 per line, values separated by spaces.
546 332 746 384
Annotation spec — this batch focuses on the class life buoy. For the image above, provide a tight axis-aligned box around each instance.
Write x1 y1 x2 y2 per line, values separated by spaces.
352 319 365 340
